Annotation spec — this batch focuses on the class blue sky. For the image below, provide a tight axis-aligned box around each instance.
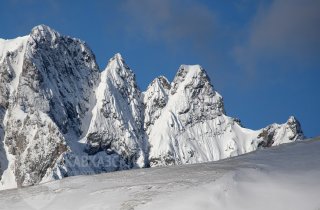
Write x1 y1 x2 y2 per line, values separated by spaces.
0 0 319 137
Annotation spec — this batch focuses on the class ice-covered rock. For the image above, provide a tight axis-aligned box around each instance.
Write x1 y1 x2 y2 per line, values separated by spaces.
0 25 305 189
84 53 147 168
257 116 304 147
145 65 305 167
0 25 100 188
143 76 171 135
147 65 254 166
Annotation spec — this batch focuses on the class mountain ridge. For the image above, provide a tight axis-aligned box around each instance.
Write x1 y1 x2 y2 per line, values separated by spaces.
0 25 305 189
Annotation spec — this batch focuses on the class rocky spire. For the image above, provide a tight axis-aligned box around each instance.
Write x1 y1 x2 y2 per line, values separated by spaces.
0 24 100 188
85 53 147 169
258 116 305 147
30 24 60 44
143 76 171 134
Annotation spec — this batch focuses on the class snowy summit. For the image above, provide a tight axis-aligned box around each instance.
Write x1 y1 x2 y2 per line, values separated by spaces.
0 25 305 190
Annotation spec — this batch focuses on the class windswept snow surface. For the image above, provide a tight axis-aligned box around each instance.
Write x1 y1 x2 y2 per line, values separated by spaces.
0 137 319 210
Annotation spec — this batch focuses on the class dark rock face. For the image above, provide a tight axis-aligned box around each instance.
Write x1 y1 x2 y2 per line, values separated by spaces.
258 129 276 147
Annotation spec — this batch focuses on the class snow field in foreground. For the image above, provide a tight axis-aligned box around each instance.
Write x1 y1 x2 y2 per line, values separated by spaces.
0 138 319 210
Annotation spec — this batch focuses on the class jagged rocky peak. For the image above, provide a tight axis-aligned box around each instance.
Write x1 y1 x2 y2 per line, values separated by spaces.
144 75 171 104
170 64 225 118
103 53 135 78
0 25 101 188
106 53 129 72
103 53 142 120
143 76 171 133
147 75 170 90
154 76 171 89
110 52 125 66
258 116 305 147
103 53 138 93
84 52 146 169
284 116 304 140
30 24 60 44
18 24 99 134
147 65 231 167
287 116 303 130
27 24 98 69
171 65 211 92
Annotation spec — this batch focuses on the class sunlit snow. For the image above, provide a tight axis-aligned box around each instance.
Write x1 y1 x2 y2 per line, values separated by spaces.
0 138 319 210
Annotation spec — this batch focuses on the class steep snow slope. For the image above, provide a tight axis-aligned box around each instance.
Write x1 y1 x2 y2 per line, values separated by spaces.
0 138 318 210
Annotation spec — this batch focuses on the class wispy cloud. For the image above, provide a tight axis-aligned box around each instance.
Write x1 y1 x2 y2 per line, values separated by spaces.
235 0 320 74
121 0 216 50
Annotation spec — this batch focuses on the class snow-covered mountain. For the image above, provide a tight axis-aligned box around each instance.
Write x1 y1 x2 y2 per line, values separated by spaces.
144 65 304 166
0 25 305 189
